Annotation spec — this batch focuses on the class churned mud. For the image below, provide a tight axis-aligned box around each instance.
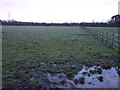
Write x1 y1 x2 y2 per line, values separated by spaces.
47 65 118 88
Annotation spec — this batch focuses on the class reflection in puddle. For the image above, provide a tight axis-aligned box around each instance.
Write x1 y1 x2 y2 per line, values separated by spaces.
39 61 46 66
47 66 118 88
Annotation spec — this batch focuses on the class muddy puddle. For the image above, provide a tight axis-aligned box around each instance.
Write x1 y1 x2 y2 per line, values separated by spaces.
47 66 118 88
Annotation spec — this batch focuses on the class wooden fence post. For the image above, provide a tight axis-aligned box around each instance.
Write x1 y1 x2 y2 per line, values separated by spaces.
105 32 108 45
101 32 104 42
82 27 119 51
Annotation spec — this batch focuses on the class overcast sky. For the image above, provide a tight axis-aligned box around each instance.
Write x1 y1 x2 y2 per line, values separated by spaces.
0 0 119 23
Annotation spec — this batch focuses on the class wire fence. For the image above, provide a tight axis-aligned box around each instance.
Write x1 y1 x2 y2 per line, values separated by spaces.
82 27 119 51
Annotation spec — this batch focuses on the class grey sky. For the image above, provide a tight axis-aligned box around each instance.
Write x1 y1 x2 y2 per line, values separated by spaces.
0 0 119 23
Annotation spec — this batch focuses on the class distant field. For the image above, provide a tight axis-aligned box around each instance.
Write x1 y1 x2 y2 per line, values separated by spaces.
2 26 119 88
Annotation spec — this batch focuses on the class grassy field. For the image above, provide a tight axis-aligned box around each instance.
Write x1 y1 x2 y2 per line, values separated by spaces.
84 27 118 37
2 26 119 88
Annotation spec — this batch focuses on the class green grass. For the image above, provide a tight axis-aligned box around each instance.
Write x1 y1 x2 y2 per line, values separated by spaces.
2 26 118 88
84 27 119 50
84 27 118 36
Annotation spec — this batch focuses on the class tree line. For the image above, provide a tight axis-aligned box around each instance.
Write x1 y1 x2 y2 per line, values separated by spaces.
0 14 120 27
80 14 120 27
0 20 80 26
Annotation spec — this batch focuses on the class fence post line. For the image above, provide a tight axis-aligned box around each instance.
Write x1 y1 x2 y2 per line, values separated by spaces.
82 27 119 51
101 32 104 42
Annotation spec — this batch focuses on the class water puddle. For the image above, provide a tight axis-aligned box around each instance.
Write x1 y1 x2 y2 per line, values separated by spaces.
47 66 118 88
39 61 46 66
